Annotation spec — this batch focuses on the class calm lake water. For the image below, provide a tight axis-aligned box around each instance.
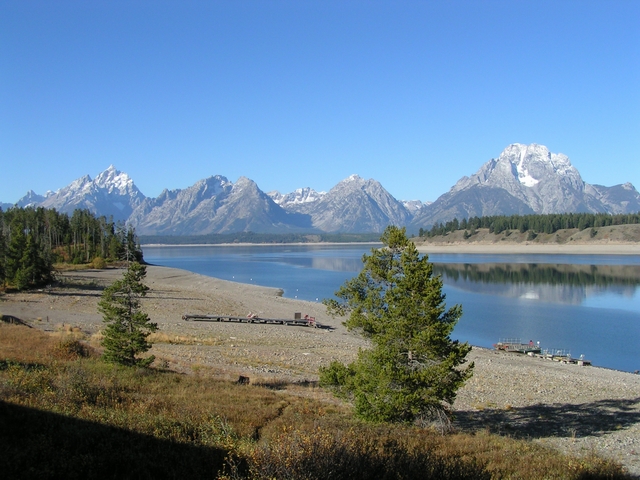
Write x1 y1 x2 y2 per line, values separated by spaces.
143 244 640 373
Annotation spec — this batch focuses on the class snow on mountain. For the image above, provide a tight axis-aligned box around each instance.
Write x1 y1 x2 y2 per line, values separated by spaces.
402 199 429 216
267 175 413 232
268 187 325 206
34 166 146 221
8 145 639 235
411 143 640 229
15 190 49 208
449 143 586 211
267 187 326 215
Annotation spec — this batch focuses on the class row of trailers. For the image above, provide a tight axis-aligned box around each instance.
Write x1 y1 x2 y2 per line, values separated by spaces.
182 312 322 328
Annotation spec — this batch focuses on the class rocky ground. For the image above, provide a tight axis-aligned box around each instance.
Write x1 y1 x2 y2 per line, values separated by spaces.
2 265 639 476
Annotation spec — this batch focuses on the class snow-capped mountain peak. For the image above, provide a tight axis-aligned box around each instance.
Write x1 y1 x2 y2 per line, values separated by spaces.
411 143 640 230
94 165 137 194
268 187 325 206
344 174 362 183
402 199 430 215
8 144 639 235
33 166 146 221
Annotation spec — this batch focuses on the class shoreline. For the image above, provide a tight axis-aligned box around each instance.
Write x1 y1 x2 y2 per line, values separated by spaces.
1 265 639 474
136 262 637 374
417 242 640 255
4 262 639 380
141 241 382 247
141 241 640 255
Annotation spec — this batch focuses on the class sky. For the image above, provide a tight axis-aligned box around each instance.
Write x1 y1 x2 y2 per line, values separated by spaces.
1 0 639 204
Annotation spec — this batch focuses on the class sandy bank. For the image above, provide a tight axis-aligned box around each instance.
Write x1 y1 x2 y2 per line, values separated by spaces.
143 242 640 255
417 243 640 255
1 265 639 475
142 241 381 248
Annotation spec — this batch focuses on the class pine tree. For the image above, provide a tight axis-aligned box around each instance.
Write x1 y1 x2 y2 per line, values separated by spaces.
98 262 158 367
0 217 6 286
17 233 52 289
6 221 26 287
320 226 473 429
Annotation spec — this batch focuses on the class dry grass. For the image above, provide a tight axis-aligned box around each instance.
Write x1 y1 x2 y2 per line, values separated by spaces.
148 331 224 346
0 324 631 479
50 323 86 340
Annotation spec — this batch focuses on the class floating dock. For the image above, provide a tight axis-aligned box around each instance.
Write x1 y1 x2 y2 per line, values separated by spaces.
541 349 592 366
494 338 591 366
182 312 323 328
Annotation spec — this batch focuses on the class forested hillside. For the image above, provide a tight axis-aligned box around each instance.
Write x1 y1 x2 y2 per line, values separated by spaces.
420 212 640 238
0 207 141 291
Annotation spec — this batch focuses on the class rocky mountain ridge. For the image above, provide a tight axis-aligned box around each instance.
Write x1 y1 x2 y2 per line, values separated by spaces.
6 144 640 234
12 165 146 221
129 176 312 235
409 143 640 229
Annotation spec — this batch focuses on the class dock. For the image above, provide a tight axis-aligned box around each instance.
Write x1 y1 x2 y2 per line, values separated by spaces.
182 312 324 328
541 349 592 366
494 338 591 366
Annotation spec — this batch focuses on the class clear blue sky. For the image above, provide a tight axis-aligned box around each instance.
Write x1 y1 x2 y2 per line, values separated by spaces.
2 0 639 204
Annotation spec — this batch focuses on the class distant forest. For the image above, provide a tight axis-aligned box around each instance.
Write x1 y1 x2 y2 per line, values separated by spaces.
139 232 382 245
0 207 142 291
419 212 640 238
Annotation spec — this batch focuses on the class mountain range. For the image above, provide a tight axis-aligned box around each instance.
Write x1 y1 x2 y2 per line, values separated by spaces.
5 144 640 234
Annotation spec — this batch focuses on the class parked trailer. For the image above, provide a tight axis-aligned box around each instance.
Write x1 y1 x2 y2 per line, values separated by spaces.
182 312 319 328
493 338 541 354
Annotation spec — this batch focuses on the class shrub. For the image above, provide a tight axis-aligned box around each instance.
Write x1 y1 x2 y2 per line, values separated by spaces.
51 339 94 361
242 425 489 480
92 256 107 269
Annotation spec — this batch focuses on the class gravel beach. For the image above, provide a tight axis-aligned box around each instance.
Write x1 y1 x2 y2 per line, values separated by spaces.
2 264 639 476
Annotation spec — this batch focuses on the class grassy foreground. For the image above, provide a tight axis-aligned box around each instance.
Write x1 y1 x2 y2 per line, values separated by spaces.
0 324 630 479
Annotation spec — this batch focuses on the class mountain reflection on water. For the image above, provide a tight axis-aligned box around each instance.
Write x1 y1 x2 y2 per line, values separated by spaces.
433 263 640 306
264 253 364 273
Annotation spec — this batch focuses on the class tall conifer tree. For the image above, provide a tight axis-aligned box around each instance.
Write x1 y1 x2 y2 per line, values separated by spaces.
321 226 473 429
98 262 158 367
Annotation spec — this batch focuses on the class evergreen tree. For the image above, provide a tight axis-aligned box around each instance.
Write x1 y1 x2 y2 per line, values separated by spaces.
0 217 5 286
6 221 26 286
320 226 473 429
19 233 53 288
98 262 158 367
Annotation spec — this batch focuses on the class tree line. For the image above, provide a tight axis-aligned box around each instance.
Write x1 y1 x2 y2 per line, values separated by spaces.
419 212 640 238
0 206 142 290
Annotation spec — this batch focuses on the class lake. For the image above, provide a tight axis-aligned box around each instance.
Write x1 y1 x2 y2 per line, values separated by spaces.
143 244 640 373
